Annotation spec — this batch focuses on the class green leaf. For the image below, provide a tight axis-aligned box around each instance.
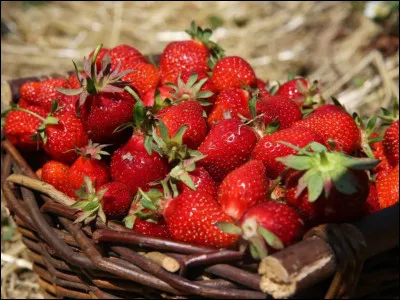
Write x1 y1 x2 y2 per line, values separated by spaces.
330 169 359 195
144 135 153 155
82 201 100 212
83 176 94 193
86 77 97 94
74 210 96 224
249 244 260 260
55 87 84 96
265 119 280 134
141 198 157 211
341 156 379 170
258 226 284 250
249 236 268 259
135 210 155 220
171 125 187 145
248 97 257 119
309 142 328 152
124 215 136 229
71 200 91 209
197 90 214 99
186 73 198 88
157 120 170 143
215 221 242 235
44 116 59 125
50 100 59 114
306 171 324 202
134 100 145 128
276 155 313 170
192 77 208 92
287 73 295 81
98 205 107 223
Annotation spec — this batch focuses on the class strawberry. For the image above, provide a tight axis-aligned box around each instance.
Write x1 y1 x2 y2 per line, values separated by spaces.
98 182 132 219
198 118 258 182
41 112 89 164
164 190 238 248
275 78 319 107
156 101 208 150
178 166 218 198
142 86 173 107
383 120 399 166
218 160 269 220
278 142 378 225
55 73 82 117
251 127 325 179
72 177 132 223
121 61 160 97
19 78 66 112
291 106 361 154
109 44 146 70
133 217 171 238
41 160 74 197
255 95 302 129
376 165 399 209
69 141 111 192
110 134 170 195
362 183 380 215
211 56 256 91
159 22 223 84
3 105 47 151
207 88 251 128
217 201 304 259
57 45 135 144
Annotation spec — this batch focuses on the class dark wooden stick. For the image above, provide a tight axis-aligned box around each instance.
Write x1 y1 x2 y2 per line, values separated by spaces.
259 205 399 298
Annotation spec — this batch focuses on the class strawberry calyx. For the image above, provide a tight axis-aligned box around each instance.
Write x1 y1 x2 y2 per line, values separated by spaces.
379 99 399 124
165 73 214 106
354 113 383 159
151 120 203 163
185 21 225 69
276 142 379 202
75 140 111 160
56 44 134 106
71 176 108 224
124 188 165 229
216 220 284 260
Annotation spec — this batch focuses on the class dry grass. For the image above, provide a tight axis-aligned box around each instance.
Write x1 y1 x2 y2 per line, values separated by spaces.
1 1 398 299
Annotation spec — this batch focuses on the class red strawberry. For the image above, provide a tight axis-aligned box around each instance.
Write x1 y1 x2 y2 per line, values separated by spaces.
110 134 170 195
362 183 380 215
310 104 345 116
43 114 88 164
80 91 134 143
376 165 399 209
3 105 47 151
198 118 258 182
109 44 146 70
218 160 269 220
157 101 208 150
160 40 209 84
69 141 111 193
122 61 160 97
275 78 318 107
57 45 135 144
164 190 238 248
279 143 378 226
98 182 132 219
41 160 74 197
256 78 271 99
211 56 256 91
255 95 302 129
178 166 218 198
19 78 66 111
207 88 251 128
55 73 82 117
159 22 224 84
292 107 361 154
217 201 304 259
383 120 399 166
142 86 173 107
251 127 325 179
133 217 171 238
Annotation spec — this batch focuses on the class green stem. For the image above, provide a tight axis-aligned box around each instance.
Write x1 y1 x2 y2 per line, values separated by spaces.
320 152 329 166
16 107 46 122
91 43 103 75
124 86 141 102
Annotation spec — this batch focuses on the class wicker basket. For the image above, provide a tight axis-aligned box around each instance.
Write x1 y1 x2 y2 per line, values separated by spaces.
1 73 399 299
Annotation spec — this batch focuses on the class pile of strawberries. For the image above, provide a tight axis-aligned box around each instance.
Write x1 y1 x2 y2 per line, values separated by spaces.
2 22 399 259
